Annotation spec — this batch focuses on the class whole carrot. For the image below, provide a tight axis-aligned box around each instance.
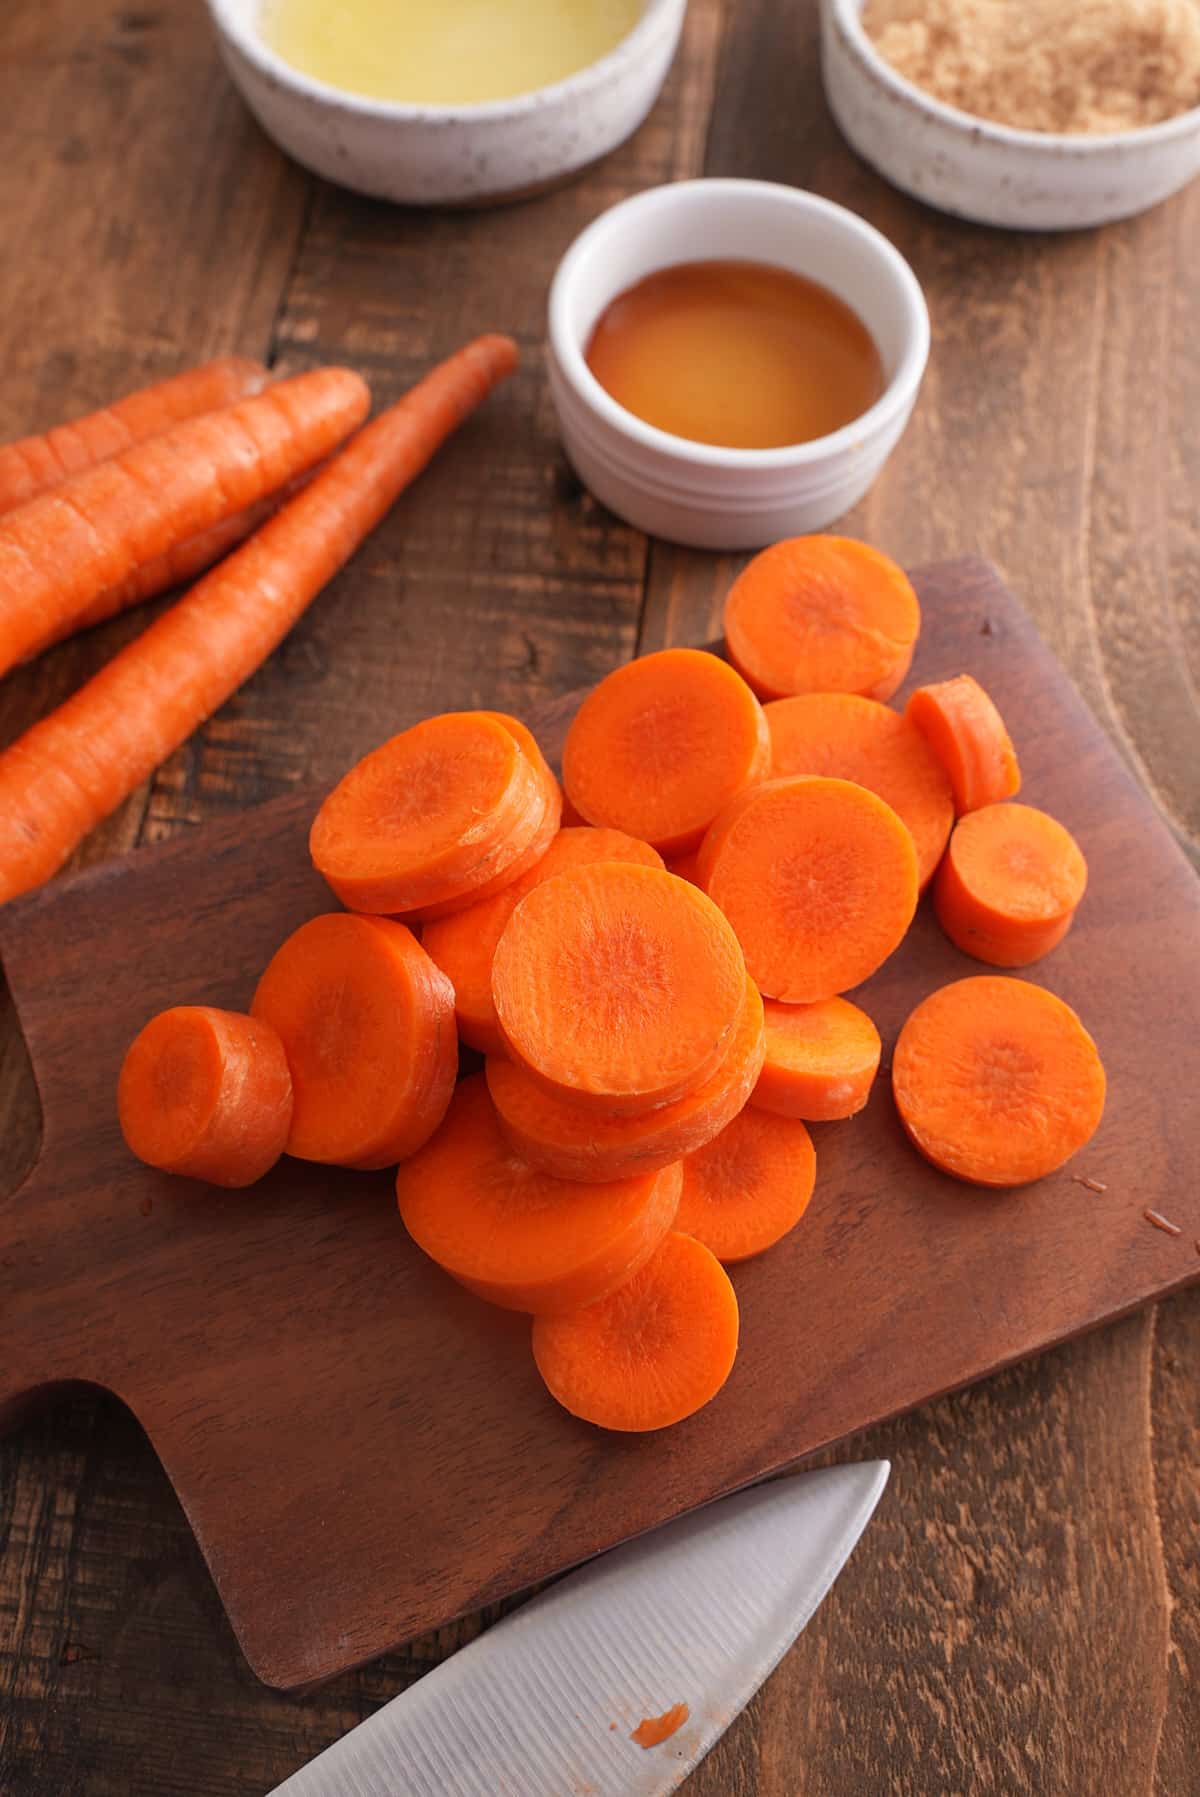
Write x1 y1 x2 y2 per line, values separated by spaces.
0 355 267 517
0 366 370 677
0 334 519 904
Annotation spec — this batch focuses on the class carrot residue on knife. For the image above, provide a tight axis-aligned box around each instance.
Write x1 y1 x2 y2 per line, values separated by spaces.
631 1702 690 1747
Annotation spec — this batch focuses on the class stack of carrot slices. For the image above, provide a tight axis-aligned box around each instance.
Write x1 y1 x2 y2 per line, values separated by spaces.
116 530 1108 1436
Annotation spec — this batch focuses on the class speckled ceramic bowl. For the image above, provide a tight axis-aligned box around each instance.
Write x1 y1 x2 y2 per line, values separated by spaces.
821 0 1200 230
205 0 687 206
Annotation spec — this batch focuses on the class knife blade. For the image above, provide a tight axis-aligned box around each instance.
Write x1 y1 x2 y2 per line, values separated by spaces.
271 1460 889 1797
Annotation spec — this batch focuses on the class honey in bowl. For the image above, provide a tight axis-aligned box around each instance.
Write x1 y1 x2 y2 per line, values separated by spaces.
585 260 885 451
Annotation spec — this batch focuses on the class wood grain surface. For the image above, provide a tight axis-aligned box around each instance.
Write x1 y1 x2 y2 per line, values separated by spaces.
0 0 1197 1790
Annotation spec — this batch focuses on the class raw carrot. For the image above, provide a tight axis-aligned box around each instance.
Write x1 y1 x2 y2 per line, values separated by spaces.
532 1231 739 1431
723 536 921 703
697 776 918 1002
491 862 747 1114
905 674 1020 814
0 366 369 677
395 1075 682 1314
487 974 766 1182
423 825 664 1054
666 849 703 886
251 913 457 1168
561 647 770 855
765 692 954 888
0 335 518 902
117 1005 292 1188
675 1106 815 1261
0 355 266 517
752 995 881 1122
934 803 1087 967
892 975 1106 1186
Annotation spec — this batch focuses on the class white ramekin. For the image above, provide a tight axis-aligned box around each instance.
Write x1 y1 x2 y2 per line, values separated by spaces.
821 0 1200 231
204 0 686 206
546 178 930 551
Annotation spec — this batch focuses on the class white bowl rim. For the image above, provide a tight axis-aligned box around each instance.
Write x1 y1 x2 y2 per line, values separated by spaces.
206 0 682 121
548 177 931 473
828 0 1200 154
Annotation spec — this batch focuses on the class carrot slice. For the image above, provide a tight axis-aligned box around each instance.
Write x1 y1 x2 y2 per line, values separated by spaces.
723 536 920 702
935 803 1087 967
117 1005 292 1188
251 913 457 1168
0 355 267 517
491 862 747 1114
906 674 1020 814
424 826 664 1054
532 1231 739 1431
395 1075 682 1314
487 974 766 1182
698 776 918 1002
311 712 545 916
676 1107 816 1261
892 976 1106 1186
753 995 882 1121
666 849 703 887
562 647 770 855
765 693 954 889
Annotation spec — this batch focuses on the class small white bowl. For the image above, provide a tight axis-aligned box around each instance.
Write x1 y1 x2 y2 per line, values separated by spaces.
821 0 1200 231
547 178 929 551
204 0 686 206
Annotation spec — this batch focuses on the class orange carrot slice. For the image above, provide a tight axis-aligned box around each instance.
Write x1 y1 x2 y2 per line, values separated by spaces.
251 913 456 1168
676 1107 816 1261
117 1005 292 1188
698 776 918 1002
487 975 766 1182
892 976 1106 1186
935 803 1087 967
723 536 920 703
765 692 954 889
665 849 703 887
491 862 747 1114
424 825 664 1054
395 1075 682 1314
532 1231 739 1431
561 647 770 855
0 355 267 517
752 995 881 1121
906 674 1020 814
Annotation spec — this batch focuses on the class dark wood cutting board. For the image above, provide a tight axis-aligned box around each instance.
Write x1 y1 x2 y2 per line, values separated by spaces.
1 557 1198 1691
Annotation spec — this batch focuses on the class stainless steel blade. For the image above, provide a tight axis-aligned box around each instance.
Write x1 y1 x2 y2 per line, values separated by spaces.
270 1460 889 1797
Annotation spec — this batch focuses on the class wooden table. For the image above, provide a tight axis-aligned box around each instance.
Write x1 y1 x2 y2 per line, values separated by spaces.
1 2 1197 1791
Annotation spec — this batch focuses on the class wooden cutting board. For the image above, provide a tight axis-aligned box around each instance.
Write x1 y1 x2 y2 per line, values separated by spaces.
1 557 1197 1691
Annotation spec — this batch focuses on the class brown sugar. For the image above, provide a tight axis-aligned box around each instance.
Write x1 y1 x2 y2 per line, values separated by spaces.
861 0 1200 134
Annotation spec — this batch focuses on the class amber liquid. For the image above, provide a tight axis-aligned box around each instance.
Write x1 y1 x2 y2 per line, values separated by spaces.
585 260 885 450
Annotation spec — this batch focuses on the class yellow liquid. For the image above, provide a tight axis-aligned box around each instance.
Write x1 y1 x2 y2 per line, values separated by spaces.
261 0 644 104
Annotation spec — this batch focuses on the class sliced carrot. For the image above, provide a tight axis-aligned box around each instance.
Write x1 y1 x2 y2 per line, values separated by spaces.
423 825 663 1054
487 974 766 1182
723 536 920 702
0 335 518 904
397 1076 682 1314
906 674 1020 814
765 692 954 889
0 366 369 678
561 647 770 855
892 976 1106 1186
532 1231 739 1431
0 355 266 517
117 1005 292 1188
753 996 882 1122
935 803 1087 967
491 862 747 1114
666 849 703 887
251 914 457 1168
698 776 918 1002
675 1106 816 1261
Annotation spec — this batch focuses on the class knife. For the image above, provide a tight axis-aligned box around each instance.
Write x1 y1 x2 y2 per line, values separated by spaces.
270 1459 889 1797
